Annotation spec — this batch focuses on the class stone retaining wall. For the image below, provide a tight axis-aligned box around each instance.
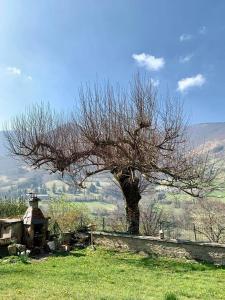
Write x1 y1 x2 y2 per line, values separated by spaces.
93 232 225 265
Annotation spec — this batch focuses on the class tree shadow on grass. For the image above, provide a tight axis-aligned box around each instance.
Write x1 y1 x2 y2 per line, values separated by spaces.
28 250 86 260
116 255 224 273
51 251 86 258
0 268 35 276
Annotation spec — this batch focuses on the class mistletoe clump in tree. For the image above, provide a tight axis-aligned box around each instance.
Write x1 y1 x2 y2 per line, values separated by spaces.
5 75 216 234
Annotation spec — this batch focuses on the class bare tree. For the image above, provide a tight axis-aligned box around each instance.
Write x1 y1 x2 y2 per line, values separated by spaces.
140 199 165 236
5 75 216 234
190 198 225 243
107 204 127 232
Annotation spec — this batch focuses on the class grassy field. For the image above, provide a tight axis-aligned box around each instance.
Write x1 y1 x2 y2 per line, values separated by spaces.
76 201 115 211
0 248 225 300
40 199 115 214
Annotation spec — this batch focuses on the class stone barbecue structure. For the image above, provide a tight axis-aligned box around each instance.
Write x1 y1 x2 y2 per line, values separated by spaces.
23 195 49 248
0 194 49 250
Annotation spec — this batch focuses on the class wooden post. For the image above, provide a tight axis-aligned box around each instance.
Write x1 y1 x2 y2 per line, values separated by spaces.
102 217 105 231
193 224 197 241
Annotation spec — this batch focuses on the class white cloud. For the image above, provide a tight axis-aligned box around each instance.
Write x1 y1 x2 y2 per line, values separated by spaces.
199 26 206 35
179 54 194 63
27 75 32 81
132 53 165 71
6 66 21 76
150 78 159 87
177 74 206 93
5 66 33 81
180 27 206 42
179 34 192 42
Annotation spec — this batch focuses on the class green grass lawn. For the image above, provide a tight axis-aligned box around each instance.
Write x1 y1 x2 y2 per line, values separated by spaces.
0 247 225 300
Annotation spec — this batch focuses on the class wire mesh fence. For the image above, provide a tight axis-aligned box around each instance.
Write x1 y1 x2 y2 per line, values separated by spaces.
159 223 210 242
90 216 222 243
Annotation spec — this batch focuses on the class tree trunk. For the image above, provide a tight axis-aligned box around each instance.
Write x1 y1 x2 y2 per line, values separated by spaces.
116 170 141 235
125 198 140 235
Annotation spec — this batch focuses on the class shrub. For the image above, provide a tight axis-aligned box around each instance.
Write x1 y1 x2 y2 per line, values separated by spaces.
48 196 91 232
19 253 30 264
0 198 27 218
107 205 127 232
140 199 165 236
190 198 225 243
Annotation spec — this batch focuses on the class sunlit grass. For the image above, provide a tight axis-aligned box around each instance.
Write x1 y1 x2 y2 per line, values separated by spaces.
0 247 225 299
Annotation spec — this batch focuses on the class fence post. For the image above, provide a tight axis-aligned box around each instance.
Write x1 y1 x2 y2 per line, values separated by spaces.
193 224 197 241
159 222 162 230
102 217 105 231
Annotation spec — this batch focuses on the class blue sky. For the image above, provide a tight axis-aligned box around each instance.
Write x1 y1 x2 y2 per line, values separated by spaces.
0 0 225 125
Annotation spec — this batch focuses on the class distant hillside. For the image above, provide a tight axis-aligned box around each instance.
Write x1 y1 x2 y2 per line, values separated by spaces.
0 132 8 155
0 122 224 198
189 122 225 147
0 132 122 207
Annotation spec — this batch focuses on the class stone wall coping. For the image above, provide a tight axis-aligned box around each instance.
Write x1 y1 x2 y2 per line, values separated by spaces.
92 231 225 249
0 218 22 224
